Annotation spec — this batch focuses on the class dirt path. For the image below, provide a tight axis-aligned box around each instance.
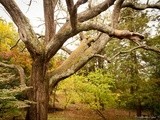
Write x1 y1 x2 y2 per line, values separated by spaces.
48 104 135 120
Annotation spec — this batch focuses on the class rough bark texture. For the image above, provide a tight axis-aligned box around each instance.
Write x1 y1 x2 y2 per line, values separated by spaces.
49 34 110 89
0 0 158 120
112 0 124 28
26 57 49 120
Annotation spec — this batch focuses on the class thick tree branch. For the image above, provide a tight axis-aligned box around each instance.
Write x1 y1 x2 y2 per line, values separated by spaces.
46 21 144 61
46 0 116 60
66 0 88 30
44 0 57 43
78 22 144 41
49 34 110 88
66 0 77 30
0 0 41 57
78 0 116 22
0 62 26 86
122 2 160 10
112 0 125 28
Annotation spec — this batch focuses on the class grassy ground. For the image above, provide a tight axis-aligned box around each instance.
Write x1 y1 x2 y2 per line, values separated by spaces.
48 104 135 120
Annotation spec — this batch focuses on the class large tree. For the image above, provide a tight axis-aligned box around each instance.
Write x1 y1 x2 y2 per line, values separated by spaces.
0 0 159 120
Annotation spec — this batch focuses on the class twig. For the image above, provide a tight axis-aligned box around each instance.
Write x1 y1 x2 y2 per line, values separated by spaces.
61 46 72 54
95 109 107 120
10 38 20 50
94 54 111 63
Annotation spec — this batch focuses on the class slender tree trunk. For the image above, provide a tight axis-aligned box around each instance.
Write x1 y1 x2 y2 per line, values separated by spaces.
136 98 142 117
26 57 49 120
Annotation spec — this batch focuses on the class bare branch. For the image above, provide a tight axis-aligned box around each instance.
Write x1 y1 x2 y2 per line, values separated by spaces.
141 46 160 54
0 0 40 57
78 22 144 41
75 0 88 8
88 0 92 9
43 0 57 43
66 0 88 30
46 21 144 61
109 45 160 62
112 0 125 28
46 0 116 60
93 54 111 63
110 46 145 61
78 0 116 22
10 39 20 50
61 46 72 54
66 0 77 30
146 0 149 5
122 2 160 10
133 40 160 54
49 34 110 88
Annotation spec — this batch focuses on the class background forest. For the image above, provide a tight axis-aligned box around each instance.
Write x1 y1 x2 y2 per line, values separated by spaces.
0 0 160 120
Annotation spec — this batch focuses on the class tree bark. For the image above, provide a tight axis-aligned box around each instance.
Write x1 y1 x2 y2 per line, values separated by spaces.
136 98 142 117
26 57 49 120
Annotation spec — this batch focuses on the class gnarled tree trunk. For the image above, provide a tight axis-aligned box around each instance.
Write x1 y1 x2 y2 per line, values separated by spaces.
26 57 49 120
0 1 150 120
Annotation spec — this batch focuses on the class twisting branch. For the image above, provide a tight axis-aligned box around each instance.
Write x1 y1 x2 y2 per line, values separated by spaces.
122 2 160 10
93 46 145 63
46 0 116 60
26 0 33 12
110 46 145 60
94 44 160 63
46 21 144 61
0 62 26 87
78 22 144 41
133 40 160 54
141 46 160 54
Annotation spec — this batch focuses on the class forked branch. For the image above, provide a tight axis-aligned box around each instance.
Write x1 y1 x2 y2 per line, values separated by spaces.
66 0 88 30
